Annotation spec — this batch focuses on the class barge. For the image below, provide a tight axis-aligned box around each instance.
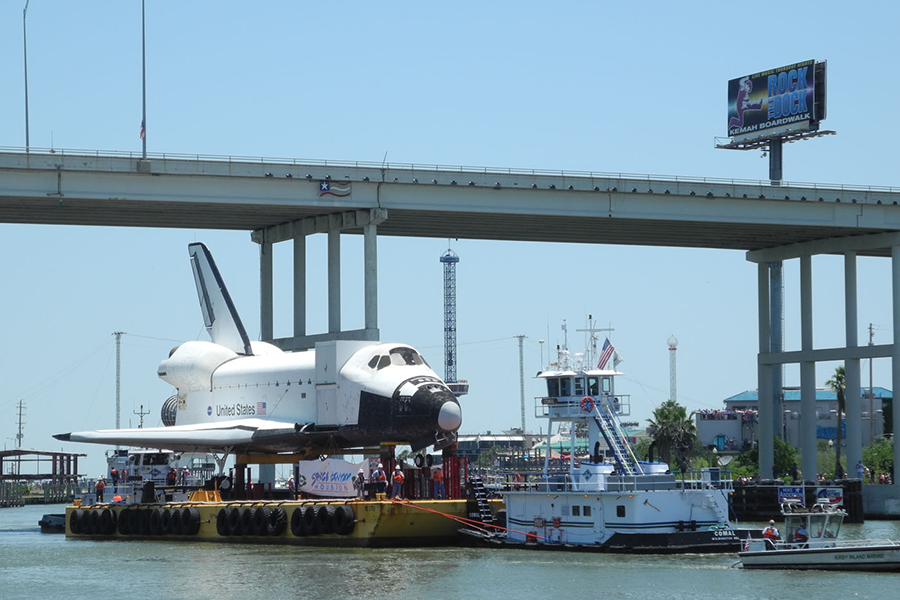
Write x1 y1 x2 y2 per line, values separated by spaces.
65 495 492 547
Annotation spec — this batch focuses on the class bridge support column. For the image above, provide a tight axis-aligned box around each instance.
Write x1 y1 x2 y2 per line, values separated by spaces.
260 238 274 342
328 228 341 334
893 246 900 489
293 230 306 339
770 261 784 438
252 208 386 350
800 255 817 482
757 263 774 479
845 252 863 477
364 223 377 331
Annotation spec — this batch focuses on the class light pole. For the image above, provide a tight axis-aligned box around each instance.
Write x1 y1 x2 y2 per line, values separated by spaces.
23 0 30 152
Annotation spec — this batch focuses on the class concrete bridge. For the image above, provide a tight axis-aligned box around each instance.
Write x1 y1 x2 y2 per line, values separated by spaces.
3 147 900 507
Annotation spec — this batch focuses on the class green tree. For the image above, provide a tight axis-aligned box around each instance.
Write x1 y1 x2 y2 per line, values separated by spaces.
734 435 799 479
826 366 846 479
863 436 894 481
647 399 697 471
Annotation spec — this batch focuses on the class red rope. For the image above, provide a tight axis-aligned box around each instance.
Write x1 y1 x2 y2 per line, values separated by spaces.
391 498 548 541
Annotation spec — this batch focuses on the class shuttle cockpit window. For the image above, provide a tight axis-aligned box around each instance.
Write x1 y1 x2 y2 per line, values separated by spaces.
377 355 391 370
367 356 380 369
390 347 426 366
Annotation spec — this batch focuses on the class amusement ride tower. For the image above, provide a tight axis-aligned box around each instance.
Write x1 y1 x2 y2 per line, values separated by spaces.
440 248 468 397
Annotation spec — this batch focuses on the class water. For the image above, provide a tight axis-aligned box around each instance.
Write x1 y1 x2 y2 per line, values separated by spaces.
3 504 900 600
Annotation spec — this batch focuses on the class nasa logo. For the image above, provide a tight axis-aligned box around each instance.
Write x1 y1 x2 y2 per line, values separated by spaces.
207 406 212 416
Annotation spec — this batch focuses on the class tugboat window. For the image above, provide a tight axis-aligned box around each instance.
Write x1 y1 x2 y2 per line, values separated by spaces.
574 378 585 395
583 506 592 516
617 505 625 518
587 377 600 396
560 378 572 397
572 505 580 516
602 377 611 393
547 379 560 397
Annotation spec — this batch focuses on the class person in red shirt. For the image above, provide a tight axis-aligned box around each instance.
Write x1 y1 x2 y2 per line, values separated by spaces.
432 467 445 499
391 465 404 499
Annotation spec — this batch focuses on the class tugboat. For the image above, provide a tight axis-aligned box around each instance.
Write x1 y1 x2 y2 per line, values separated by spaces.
739 500 900 571
464 331 740 553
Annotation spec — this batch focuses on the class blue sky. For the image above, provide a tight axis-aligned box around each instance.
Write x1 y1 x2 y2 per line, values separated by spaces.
1 1 899 477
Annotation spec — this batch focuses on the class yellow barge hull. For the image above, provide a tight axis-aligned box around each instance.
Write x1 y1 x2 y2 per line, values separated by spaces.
64 499 484 547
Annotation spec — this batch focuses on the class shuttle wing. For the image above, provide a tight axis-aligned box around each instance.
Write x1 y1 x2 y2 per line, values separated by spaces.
54 418 304 454
188 242 253 356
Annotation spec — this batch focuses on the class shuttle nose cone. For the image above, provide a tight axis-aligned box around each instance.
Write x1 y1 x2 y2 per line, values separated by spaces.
438 400 462 432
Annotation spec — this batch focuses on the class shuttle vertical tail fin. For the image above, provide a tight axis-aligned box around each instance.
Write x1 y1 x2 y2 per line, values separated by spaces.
188 242 253 356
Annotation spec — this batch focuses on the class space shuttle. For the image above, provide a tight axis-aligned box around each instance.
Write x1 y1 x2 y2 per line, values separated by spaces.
55 243 462 458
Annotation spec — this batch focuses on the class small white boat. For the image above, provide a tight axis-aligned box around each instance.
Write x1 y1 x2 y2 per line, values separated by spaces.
739 500 900 571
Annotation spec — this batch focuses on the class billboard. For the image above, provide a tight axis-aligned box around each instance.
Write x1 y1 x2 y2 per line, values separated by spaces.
727 60 822 141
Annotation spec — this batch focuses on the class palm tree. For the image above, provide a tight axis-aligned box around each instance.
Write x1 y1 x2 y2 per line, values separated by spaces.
647 399 697 471
826 366 846 479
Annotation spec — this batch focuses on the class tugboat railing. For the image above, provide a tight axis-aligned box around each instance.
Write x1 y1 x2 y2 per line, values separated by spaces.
518 470 734 494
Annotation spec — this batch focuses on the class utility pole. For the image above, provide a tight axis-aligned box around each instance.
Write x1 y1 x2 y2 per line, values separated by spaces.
16 400 25 477
515 335 526 433
869 323 875 445
133 404 150 429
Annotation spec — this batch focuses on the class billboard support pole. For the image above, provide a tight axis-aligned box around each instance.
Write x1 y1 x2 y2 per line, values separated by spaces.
768 138 783 186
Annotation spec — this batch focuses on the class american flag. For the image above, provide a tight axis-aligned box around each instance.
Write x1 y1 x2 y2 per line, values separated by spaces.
597 338 615 370
257 401 267 416
140 119 145 140
319 180 351 198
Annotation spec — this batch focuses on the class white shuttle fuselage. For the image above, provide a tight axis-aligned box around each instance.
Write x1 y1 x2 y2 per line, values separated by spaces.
56 243 462 457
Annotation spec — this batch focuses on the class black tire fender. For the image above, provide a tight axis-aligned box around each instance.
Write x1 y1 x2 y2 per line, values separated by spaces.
216 508 229 536
170 507 183 535
253 507 271 536
183 507 201 535
315 505 336 534
99 508 116 535
290 507 305 536
332 505 355 535
227 507 242 536
241 508 255 536
149 508 164 536
159 508 172 534
69 509 84 534
302 505 317 535
268 507 287 536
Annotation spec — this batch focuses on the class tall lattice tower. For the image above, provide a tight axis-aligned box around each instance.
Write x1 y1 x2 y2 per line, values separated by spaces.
440 248 468 397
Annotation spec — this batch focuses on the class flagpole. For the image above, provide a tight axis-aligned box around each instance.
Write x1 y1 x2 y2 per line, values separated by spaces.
141 0 146 159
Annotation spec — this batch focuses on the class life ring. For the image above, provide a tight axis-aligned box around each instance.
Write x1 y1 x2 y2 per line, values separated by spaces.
580 396 594 412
